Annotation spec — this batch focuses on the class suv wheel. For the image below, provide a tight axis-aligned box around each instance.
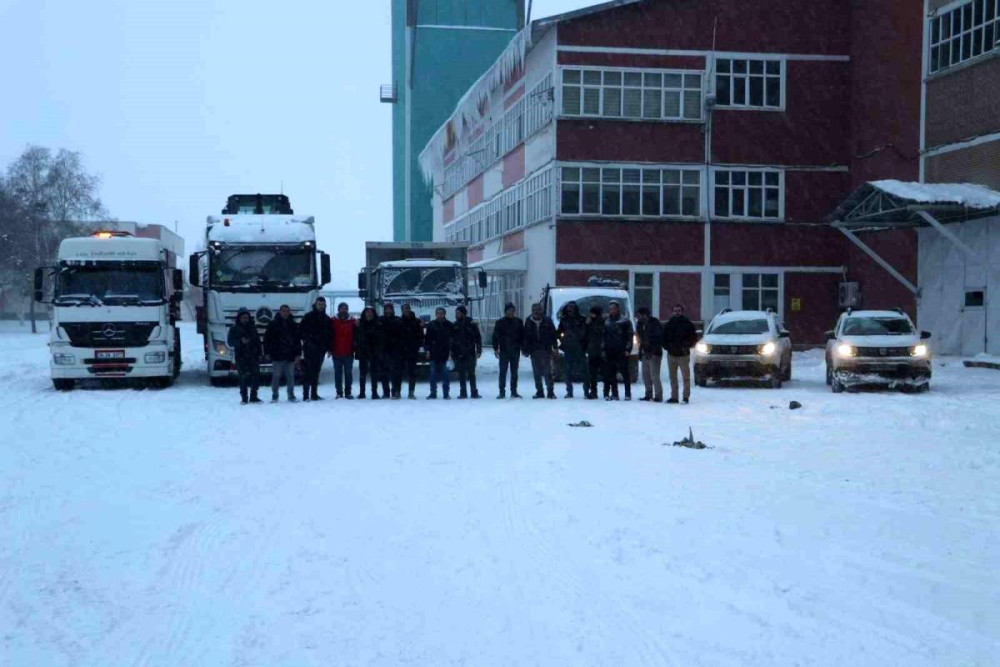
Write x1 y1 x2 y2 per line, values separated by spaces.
694 368 708 387
831 374 844 393
825 363 832 386
768 369 783 389
52 379 75 391
782 356 792 382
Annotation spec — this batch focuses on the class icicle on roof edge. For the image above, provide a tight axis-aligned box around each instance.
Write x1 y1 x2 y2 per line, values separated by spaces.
418 28 529 186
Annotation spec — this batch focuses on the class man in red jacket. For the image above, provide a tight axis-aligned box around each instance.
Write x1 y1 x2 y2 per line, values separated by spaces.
329 302 357 399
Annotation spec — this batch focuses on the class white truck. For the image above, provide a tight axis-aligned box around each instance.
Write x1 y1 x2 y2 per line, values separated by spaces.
34 230 184 390
188 194 331 385
358 242 486 323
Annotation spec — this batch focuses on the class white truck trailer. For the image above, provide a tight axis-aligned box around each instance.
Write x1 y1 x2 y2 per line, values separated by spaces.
188 194 331 385
34 230 184 390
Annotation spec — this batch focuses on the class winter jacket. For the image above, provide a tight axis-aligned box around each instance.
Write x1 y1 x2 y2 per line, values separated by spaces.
355 310 380 360
424 318 454 363
662 314 698 357
226 310 262 368
636 317 664 358
585 315 605 357
299 309 332 356
264 315 301 362
523 315 557 355
602 314 634 357
451 317 482 360
492 316 524 355
556 303 588 356
400 313 425 361
330 315 356 357
379 314 404 358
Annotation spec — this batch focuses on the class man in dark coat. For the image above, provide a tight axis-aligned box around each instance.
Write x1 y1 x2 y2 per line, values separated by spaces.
602 300 634 401
379 303 404 399
227 307 262 404
661 303 698 404
556 300 588 398
299 296 332 401
523 302 557 399
400 303 424 399
584 305 606 400
423 307 453 399
264 304 301 402
635 306 664 402
355 306 381 399
492 302 523 399
451 305 482 399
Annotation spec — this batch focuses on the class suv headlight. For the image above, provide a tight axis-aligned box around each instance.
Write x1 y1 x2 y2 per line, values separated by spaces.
212 338 229 357
53 353 75 365
760 341 777 356
144 351 166 364
837 344 855 358
911 344 928 358
695 342 710 354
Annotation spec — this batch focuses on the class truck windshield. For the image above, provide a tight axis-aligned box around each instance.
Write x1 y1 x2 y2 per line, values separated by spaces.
383 267 463 296
210 246 315 290
55 266 163 305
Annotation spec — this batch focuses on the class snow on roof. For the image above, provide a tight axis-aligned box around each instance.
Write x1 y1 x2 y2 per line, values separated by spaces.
843 310 911 319
711 310 771 323
870 180 1000 209
207 215 316 244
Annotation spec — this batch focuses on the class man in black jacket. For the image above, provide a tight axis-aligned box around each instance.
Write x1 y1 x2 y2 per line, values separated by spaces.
355 307 381 399
299 297 332 401
492 302 523 399
264 304 301 402
227 307 262 404
400 303 424 399
379 304 404 399
635 306 664 402
451 305 482 399
584 306 605 400
523 302 557 399
556 300 587 398
423 307 453 399
662 303 698 404
602 301 634 401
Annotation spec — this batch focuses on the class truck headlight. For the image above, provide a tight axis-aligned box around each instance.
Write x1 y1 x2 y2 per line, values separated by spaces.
144 351 167 364
911 344 928 358
837 344 855 358
695 342 710 354
760 341 777 356
53 353 75 365
213 338 229 357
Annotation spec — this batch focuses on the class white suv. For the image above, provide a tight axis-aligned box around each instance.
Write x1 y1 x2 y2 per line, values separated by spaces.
825 309 932 393
693 310 793 389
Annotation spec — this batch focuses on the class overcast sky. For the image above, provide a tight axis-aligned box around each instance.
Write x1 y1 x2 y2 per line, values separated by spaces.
0 0 595 288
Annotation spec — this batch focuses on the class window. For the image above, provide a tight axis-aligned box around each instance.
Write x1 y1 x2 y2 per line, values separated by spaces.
633 273 654 314
713 169 782 220
965 289 985 307
561 165 701 218
713 274 731 314
742 274 779 312
444 167 552 245
562 67 702 121
716 58 783 109
930 0 1000 73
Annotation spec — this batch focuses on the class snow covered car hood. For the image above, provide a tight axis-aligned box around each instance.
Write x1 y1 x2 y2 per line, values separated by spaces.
702 333 774 346
838 334 921 348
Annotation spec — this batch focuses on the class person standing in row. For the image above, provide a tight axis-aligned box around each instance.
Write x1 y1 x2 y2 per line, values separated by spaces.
356 306 381 399
523 302 557 399
662 303 697 404
227 307 262 404
584 305 606 400
379 304 404 399
452 305 482 399
400 303 424 399
492 302 523 399
556 300 587 399
330 302 356 399
635 307 664 402
603 301 634 401
424 307 453 399
299 297 331 401
264 304 301 402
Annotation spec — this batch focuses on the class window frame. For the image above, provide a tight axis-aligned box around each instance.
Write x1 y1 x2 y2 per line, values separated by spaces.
929 0 1000 75
714 57 785 111
710 167 785 222
559 163 703 219
560 66 704 123
740 273 782 314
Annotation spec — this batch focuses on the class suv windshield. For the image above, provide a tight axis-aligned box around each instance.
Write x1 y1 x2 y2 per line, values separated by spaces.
710 318 770 335
210 246 315 289
55 266 163 305
842 317 914 336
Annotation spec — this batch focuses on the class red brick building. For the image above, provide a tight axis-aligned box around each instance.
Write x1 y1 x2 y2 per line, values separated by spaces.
420 0 924 344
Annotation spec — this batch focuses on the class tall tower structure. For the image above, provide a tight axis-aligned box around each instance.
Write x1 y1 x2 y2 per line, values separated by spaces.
386 0 524 241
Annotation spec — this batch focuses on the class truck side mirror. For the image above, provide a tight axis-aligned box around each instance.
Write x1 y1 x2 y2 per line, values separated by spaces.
357 271 366 291
478 271 488 290
172 268 183 291
188 254 200 287
33 267 46 303
320 253 331 286
920 330 932 340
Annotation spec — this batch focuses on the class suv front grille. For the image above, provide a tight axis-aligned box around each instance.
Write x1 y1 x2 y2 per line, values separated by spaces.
61 322 157 348
709 345 760 355
855 346 910 358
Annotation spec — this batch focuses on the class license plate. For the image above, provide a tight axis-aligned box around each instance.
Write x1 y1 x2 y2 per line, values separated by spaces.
95 349 125 360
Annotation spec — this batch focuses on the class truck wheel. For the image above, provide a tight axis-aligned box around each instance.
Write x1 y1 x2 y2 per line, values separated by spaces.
52 379 75 391
172 329 182 378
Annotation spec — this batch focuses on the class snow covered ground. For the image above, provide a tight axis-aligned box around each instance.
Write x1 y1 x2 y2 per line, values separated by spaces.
2 322 999 666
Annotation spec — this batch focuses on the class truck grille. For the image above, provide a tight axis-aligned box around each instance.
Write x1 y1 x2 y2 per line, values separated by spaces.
61 322 157 348
223 308 304 336
855 346 910 358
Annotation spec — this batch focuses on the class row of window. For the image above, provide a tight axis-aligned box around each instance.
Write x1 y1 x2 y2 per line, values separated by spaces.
629 271 780 318
930 0 1000 74
561 68 703 120
444 167 554 245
